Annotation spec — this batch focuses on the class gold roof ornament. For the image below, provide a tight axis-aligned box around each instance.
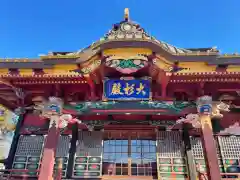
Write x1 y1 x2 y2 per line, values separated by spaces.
124 8 130 21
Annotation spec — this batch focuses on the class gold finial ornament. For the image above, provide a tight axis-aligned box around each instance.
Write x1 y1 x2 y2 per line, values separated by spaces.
124 8 129 21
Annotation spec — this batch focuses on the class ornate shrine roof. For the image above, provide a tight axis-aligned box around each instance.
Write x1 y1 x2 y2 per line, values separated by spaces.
0 8 239 75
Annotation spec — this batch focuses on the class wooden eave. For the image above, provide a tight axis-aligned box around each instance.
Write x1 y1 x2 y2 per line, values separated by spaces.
37 40 240 64
0 74 84 78
0 74 89 85
0 58 41 63
169 77 240 83
40 55 81 59
0 42 240 68
171 71 240 76
0 82 19 109
13 79 88 85
169 72 240 83
97 39 219 56
1 11 240 66
30 40 236 64
0 96 16 110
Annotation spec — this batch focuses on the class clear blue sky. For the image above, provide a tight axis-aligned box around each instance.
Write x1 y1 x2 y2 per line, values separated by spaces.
1 0 239 58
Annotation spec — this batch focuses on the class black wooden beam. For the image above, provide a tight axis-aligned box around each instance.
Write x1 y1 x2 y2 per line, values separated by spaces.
146 115 152 121
67 123 78 178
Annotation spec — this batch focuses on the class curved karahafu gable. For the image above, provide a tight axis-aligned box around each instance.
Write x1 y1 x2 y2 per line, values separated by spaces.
0 8 240 78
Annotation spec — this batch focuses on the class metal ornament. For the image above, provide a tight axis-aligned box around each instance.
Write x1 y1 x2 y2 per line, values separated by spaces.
42 97 63 118
197 96 212 115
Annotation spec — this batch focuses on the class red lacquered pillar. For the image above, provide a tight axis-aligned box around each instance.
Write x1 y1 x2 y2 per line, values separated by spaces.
197 96 221 180
38 115 60 180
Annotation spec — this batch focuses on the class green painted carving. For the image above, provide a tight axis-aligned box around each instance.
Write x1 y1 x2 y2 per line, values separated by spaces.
64 101 196 115
64 103 89 113
119 59 142 68
105 59 147 74
140 101 196 113
149 120 175 126
91 101 116 109
82 120 105 127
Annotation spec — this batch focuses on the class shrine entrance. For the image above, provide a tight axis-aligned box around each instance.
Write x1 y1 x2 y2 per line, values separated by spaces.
156 131 189 179
102 131 157 179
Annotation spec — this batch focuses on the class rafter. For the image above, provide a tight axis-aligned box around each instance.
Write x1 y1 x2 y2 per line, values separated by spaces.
0 78 16 89
0 96 17 110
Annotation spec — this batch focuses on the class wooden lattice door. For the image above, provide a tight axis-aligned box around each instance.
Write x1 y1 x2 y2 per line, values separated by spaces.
156 131 189 179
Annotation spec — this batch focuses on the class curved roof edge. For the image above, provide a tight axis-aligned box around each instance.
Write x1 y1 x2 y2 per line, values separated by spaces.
0 8 240 65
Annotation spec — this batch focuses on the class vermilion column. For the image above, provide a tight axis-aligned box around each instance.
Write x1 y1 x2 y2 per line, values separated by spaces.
197 96 221 180
38 115 60 180
38 97 63 180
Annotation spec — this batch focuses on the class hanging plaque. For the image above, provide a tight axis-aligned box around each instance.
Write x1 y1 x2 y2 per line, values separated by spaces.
103 78 151 100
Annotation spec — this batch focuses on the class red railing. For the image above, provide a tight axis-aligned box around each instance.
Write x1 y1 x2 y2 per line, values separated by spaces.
197 172 240 180
0 169 39 179
0 168 238 180
196 164 240 180
0 167 62 180
220 173 240 180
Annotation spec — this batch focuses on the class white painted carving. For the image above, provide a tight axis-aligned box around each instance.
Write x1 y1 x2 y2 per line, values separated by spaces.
59 114 81 129
220 122 240 135
176 114 201 128
212 102 230 118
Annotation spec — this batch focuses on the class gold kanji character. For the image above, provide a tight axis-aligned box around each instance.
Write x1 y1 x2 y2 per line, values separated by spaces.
123 83 135 95
136 83 146 95
111 83 123 95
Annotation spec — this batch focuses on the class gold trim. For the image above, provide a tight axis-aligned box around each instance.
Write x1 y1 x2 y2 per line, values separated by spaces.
124 8 130 21
40 55 80 59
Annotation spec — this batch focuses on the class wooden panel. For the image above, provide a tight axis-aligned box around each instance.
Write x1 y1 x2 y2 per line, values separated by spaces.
54 135 71 178
72 131 103 178
218 136 240 178
156 131 188 180
190 136 229 178
12 135 45 177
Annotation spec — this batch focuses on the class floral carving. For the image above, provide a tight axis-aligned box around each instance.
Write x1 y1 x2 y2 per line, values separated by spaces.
220 122 240 135
176 114 201 128
105 55 148 74
212 102 230 118
59 114 81 129
80 60 101 74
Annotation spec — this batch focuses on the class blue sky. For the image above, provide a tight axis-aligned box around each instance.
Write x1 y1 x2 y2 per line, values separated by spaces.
1 0 239 58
